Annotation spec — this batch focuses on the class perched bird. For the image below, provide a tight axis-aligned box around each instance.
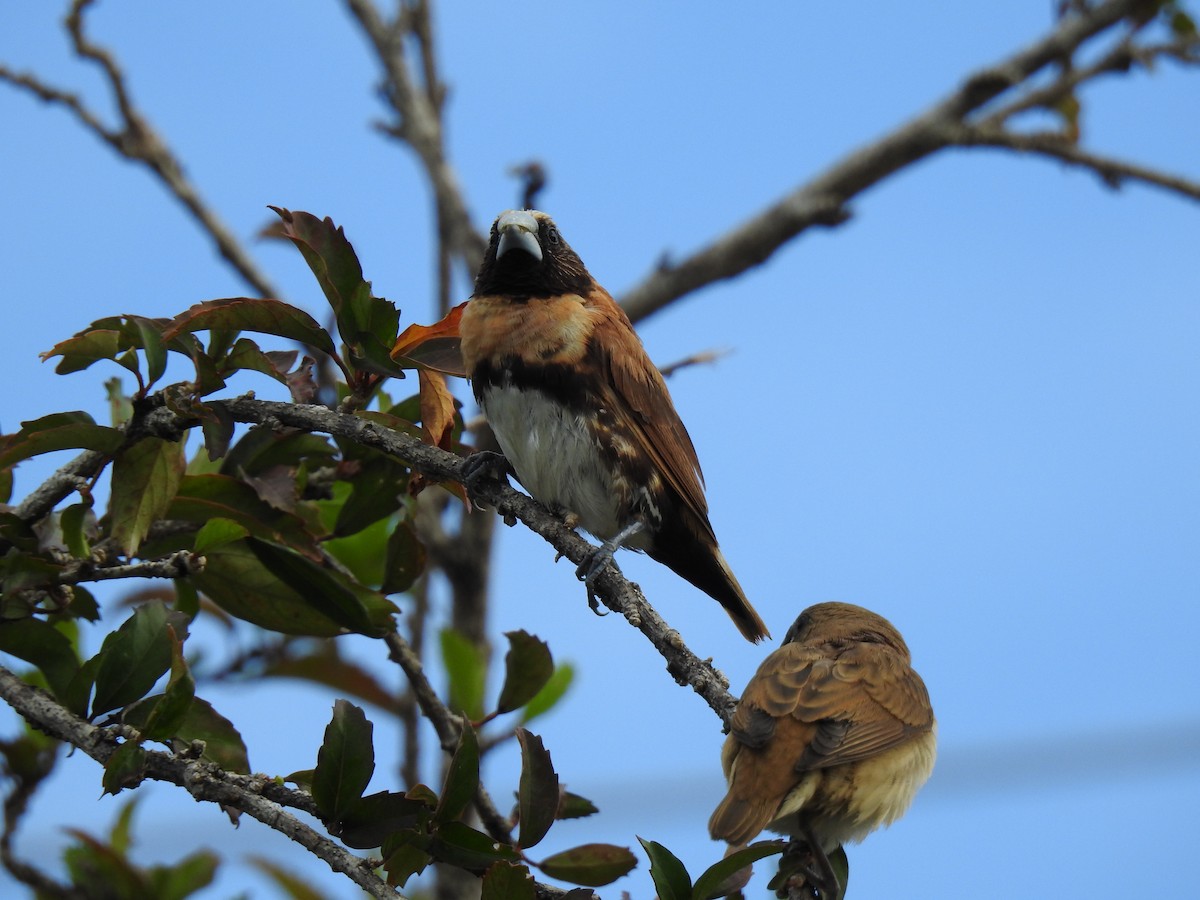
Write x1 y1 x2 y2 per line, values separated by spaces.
709 602 935 892
459 209 769 642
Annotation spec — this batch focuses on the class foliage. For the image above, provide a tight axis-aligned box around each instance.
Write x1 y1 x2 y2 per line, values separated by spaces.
0 211 749 897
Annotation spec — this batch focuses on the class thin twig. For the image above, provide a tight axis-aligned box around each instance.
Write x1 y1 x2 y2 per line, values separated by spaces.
56 550 205 584
945 125 1200 199
344 0 486 277
0 1 279 299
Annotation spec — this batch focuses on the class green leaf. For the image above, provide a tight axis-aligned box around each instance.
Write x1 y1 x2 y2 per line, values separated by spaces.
693 840 789 900
638 837 692 900
558 791 599 821
133 316 168 385
91 603 186 717
105 377 134 426
381 518 426 594
338 790 430 850
521 662 575 724
829 845 849 900
428 821 519 870
516 729 558 850
440 628 487 720
435 722 479 825
193 517 250 554
139 626 195 741
332 455 409 536
269 207 404 376
109 437 185 556
247 538 396 637
173 577 199 618
195 541 352 636
313 700 375 823
147 850 219 900
177 698 250 772
0 617 80 700
381 832 433 888
497 631 554 715
44 328 123 375
64 652 101 718
482 862 537 900
0 411 123 471
60 502 94 558
168 474 323 557
249 856 334 900
537 843 637 888
323 517 390 588
102 742 147 796
163 297 336 356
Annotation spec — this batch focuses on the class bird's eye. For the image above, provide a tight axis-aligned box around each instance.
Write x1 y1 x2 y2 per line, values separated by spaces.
547 227 560 245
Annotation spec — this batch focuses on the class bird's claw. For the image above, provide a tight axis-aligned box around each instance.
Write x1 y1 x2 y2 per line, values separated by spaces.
576 544 616 616
460 450 513 505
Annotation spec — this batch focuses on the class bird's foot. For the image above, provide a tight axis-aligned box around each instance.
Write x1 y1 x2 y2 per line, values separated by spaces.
460 450 513 506
769 836 842 900
575 520 645 615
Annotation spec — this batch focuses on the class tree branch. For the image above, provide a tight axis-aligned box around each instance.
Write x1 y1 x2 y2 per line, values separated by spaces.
344 0 487 277
112 395 738 726
0 665 404 899
945 125 1200 199
617 0 1198 323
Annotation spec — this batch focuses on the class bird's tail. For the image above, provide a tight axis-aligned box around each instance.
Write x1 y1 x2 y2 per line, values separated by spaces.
649 523 770 642
708 791 776 847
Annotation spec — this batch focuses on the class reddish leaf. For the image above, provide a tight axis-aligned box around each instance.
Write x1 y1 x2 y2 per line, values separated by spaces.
418 369 457 450
391 302 467 377
162 298 336 355
0 412 123 471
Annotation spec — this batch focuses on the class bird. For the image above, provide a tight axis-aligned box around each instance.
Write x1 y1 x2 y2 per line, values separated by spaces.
708 602 936 895
458 209 769 643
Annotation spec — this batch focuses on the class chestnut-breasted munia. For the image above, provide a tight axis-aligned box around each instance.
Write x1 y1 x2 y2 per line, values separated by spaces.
459 209 769 642
709 602 935 892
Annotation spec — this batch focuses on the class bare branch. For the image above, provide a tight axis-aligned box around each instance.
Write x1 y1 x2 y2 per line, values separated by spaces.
0 1 280 299
946 125 1200 199
383 632 515 843
617 0 1198 323
0 665 404 899
57 550 205 584
344 0 487 277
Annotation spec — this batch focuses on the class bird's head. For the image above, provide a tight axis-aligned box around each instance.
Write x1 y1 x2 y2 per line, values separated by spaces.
782 602 911 658
473 209 594 298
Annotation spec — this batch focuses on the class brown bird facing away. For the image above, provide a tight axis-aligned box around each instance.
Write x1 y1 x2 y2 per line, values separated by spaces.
459 209 769 643
709 602 935 895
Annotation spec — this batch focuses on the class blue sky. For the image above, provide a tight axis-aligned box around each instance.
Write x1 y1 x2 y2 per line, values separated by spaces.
2 2 1198 898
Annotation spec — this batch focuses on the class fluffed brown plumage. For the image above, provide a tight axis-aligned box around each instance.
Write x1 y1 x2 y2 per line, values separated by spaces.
709 602 935 852
460 209 769 642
